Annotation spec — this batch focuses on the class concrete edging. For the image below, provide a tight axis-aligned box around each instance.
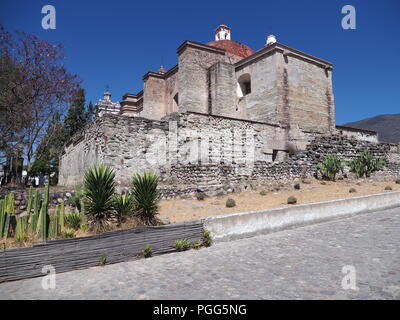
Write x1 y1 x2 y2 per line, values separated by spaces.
202 191 400 242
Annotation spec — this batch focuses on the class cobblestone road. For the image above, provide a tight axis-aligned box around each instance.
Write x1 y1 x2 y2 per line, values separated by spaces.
1 207 399 300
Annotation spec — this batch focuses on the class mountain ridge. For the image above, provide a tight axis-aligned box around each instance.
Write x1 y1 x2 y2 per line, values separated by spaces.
343 113 400 143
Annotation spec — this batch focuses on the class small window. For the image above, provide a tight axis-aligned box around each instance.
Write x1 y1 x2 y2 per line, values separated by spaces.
237 73 251 98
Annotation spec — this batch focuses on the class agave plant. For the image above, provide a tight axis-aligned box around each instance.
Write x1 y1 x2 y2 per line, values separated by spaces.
131 171 160 226
113 192 133 223
69 184 83 213
83 164 116 232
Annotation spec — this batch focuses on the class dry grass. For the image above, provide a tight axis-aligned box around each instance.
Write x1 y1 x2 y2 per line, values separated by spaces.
158 179 400 223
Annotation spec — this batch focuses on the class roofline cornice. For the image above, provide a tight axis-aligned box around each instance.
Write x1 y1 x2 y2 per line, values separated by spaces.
177 40 226 55
235 42 333 70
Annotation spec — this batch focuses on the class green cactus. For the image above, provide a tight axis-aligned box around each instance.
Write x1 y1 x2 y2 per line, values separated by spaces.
317 155 343 181
15 216 27 242
30 190 41 234
2 194 14 239
49 205 60 239
23 186 33 231
348 150 387 178
59 200 65 231
38 183 50 240
0 199 5 238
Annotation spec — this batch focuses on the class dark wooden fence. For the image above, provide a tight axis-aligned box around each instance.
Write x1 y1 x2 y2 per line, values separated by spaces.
0 221 203 283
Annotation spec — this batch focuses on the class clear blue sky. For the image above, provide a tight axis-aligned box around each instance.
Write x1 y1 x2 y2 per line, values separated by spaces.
1 0 399 124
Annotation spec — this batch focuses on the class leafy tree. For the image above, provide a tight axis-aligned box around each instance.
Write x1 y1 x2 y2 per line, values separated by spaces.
0 24 80 184
31 112 69 184
64 88 87 137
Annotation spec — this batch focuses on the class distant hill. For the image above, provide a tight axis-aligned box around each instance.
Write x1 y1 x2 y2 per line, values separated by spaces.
343 114 400 143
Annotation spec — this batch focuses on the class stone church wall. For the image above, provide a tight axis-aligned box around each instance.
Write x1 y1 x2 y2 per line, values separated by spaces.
59 114 399 194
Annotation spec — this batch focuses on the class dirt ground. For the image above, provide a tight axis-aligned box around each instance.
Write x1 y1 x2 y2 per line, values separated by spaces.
158 179 400 224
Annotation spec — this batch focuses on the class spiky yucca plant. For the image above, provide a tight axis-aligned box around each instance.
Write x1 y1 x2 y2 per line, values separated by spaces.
83 164 116 232
131 171 160 226
113 193 133 223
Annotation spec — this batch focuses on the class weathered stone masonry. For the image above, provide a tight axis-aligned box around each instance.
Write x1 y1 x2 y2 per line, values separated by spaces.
59 25 398 195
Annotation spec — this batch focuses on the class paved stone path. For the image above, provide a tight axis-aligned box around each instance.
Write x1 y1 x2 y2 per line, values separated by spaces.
1 207 399 300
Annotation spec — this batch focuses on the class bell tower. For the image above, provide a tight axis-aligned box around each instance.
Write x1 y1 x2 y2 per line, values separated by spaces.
215 24 231 41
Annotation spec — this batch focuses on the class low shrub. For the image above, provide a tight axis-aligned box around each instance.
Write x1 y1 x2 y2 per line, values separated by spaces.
202 229 212 247
294 183 300 190
385 186 392 191
64 212 82 230
143 244 153 258
287 196 297 204
196 192 206 201
175 239 190 252
113 193 133 222
191 241 202 249
320 182 327 185
317 155 344 181
259 190 267 196
349 188 357 193
226 198 236 208
396 179 400 184
347 150 387 178
99 254 107 266
63 228 76 238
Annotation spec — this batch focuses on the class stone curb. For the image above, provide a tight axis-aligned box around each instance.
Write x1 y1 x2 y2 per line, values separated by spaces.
201 191 400 242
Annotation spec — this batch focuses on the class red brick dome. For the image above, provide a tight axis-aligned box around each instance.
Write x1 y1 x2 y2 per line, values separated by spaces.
207 40 254 58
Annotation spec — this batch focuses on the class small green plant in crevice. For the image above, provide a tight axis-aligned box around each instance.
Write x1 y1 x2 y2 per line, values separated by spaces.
317 155 344 181
191 241 202 249
294 183 300 190
175 239 190 252
99 254 107 266
259 190 267 196
63 228 76 238
349 188 357 193
64 212 82 230
202 229 212 247
385 186 392 191
320 181 327 185
226 198 236 208
143 244 153 258
396 179 400 184
287 196 297 205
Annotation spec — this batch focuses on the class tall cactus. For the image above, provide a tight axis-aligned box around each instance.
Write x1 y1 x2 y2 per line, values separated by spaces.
2 194 14 239
23 186 34 232
0 199 5 238
30 190 41 233
49 205 61 239
60 200 65 231
38 183 50 241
